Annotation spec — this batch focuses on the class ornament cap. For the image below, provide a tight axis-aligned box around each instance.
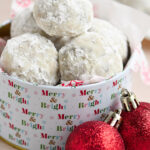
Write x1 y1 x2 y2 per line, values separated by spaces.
121 88 140 112
104 109 122 129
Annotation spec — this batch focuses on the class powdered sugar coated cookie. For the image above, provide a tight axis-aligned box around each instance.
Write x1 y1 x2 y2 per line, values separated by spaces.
59 32 123 81
11 6 43 37
89 18 128 63
33 0 93 37
1 33 59 85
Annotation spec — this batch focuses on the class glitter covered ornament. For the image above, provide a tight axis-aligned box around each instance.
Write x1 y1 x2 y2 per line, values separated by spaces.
66 111 125 150
119 89 150 150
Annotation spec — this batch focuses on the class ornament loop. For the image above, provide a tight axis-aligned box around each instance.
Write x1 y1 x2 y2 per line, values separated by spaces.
104 109 122 129
121 88 140 112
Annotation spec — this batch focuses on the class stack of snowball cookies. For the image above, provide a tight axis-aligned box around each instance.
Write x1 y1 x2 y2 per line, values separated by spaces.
0 0 128 86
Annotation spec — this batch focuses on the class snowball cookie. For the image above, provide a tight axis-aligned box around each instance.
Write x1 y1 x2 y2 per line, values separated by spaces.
89 18 128 63
1 33 59 85
11 6 44 37
33 0 93 37
59 32 123 81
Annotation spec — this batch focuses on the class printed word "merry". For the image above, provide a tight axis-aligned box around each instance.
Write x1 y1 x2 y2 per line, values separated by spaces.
94 107 110 115
9 123 27 135
113 78 124 87
41 133 63 140
8 80 25 91
42 90 65 98
80 89 101 96
58 114 80 120
22 108 43 118
0 110 11 120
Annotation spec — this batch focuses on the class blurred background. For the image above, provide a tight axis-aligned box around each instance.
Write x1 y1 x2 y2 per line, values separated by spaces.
0 0 150 149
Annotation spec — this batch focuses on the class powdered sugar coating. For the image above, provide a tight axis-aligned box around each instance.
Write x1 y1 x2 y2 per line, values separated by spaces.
89 18 128 63
59 32 123 81
11 6 43 37
33 0 93 37
1 33 59 85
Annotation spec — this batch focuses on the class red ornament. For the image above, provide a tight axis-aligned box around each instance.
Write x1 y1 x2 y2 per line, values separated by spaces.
119 89 150 150
66 121 125 150
119 102 150 150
